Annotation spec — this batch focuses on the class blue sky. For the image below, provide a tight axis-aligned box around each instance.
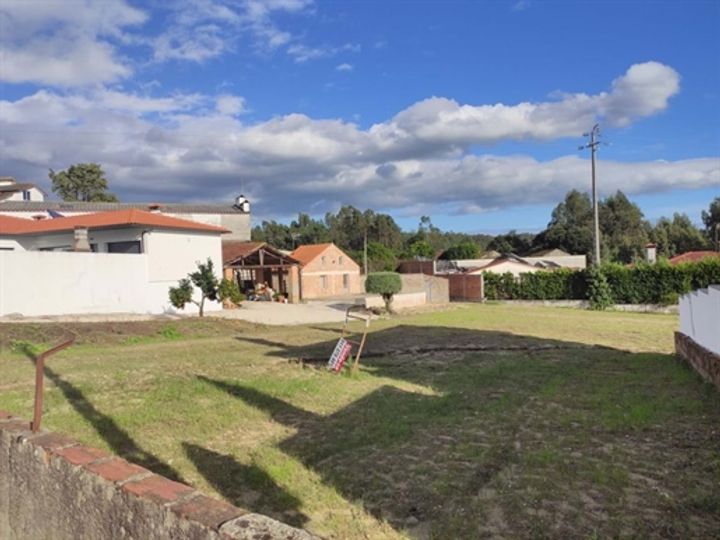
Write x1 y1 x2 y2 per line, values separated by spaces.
1 0 718 233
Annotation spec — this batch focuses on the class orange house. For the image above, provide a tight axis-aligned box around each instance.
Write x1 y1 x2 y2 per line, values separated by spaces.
290 243 363 299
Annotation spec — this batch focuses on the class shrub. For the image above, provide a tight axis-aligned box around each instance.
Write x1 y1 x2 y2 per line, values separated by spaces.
218 278 245 306
479 258 720 304
169 259 244 316
365 272 402 312
586 267 613 310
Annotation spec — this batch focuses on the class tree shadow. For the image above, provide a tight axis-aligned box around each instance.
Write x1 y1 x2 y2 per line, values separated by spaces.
234 323 597 364
20 345 184 482
182 442 309 528
204 324 719 537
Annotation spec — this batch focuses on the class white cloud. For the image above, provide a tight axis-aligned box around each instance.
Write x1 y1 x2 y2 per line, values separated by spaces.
287 42 360 63
216 95 246 115
0 0 146 86
336 63 354 72
0 62 714 217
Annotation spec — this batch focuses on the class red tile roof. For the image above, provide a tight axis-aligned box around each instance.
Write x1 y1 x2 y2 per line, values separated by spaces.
669 251 720 265
222 241 266 264
290 243 334 266
0 209 229 235
222 241 300 266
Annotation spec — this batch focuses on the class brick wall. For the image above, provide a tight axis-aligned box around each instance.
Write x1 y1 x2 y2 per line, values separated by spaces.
0 411 316 540
300 245 363 299
447 274 484 302
675 332 720 390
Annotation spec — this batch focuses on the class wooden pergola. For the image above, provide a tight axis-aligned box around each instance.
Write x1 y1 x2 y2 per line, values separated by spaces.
222 241 301 303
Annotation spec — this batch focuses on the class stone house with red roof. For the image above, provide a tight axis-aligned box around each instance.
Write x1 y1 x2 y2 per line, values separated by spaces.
290 243 363 299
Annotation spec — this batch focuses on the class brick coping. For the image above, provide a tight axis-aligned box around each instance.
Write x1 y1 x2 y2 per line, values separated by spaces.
0 411 318 539
675 331 720 390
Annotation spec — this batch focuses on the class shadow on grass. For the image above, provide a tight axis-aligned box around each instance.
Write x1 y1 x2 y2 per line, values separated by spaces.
209 324 720 537
19 344 184 483
182 442 309 527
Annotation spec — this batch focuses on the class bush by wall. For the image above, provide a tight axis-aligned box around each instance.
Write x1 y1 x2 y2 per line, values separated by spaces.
482 257 720 304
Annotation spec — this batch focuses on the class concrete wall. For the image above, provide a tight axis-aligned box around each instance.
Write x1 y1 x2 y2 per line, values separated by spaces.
399 274 449 304
300 245 363 299
0 411 316 540
0 232 223 317
364 292 427 310
679 285 720 354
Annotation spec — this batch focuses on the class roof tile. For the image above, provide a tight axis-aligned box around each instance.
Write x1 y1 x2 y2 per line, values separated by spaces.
0 209 228 236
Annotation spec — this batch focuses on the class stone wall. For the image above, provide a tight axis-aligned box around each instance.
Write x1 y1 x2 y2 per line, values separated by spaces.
675 332 720 390
0 411 316 540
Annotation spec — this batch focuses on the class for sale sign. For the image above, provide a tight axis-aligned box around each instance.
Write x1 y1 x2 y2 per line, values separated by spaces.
328 338 352 372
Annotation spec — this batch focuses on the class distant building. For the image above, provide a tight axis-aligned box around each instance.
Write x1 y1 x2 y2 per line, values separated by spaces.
0 186 252 241
0 209 227 317
0 177 46 202
669 250 720 265
290 243 363 299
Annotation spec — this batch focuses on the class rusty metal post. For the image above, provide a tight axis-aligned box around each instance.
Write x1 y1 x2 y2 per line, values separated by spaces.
31 339 75 433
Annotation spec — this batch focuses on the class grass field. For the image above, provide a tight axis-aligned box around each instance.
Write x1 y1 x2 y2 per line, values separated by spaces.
1 304 718 539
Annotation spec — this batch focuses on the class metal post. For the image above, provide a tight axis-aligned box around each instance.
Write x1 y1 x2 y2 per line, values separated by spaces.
31 339 75 432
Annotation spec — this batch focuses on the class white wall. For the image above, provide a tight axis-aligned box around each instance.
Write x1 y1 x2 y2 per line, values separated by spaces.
3 187 45 202
679 285 720 354
0 232 224 317
144 230 223 282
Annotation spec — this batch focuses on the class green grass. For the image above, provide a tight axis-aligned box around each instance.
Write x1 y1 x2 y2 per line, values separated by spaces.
1 304 718 539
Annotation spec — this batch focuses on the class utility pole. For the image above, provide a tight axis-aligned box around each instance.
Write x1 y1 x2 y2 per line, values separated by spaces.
580 124 602 266
363 228 368 275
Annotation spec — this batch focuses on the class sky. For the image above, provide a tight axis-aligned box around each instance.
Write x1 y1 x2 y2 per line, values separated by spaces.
1 0 718 234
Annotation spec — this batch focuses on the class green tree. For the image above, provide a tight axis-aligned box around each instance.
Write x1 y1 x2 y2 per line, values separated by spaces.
702 197 720 248
168 258 240 317
586 266 613 310
48 163 118 202
599 191 649 263
650 213 709 258
441 241 480 260
365 272 402 312
533 190 594 256
487 230 532 255
289 213 330 247
366 242 398 272
251 220 292 249
404 239 434 259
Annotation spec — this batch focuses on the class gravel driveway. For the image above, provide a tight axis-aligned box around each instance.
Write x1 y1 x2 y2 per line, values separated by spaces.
209 300 355 325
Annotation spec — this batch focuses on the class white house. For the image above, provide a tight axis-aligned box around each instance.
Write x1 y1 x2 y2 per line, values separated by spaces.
468 255 543 278
0 176 46 202
0 209 228 317
0 178 251 241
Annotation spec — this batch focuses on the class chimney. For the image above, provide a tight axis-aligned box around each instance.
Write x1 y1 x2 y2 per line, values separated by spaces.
646 243 657 264
73 226 92 252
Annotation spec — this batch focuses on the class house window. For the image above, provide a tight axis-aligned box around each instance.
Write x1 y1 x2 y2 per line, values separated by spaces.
339 256 344 265
107 241 141 254
22 190 31 201
343 273 349 289
321 255 326 265
321 275 328 289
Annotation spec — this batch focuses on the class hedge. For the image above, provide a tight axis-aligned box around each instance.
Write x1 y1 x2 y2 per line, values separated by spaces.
482 257 720 304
